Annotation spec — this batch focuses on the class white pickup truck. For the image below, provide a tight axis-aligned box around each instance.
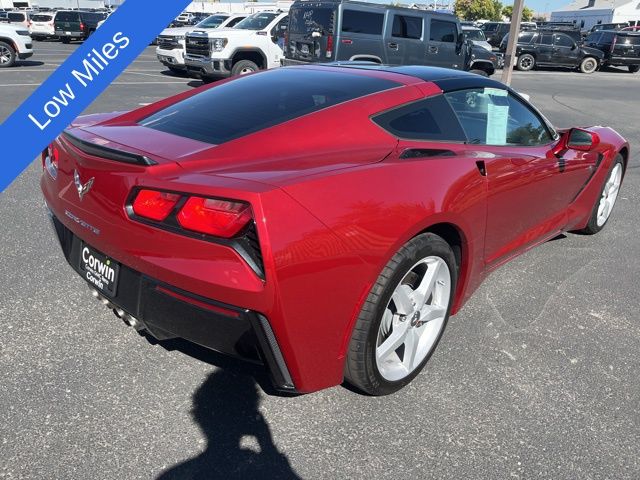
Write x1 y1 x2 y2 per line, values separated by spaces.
156 13 247 74
184 11 288 80
0 23 33 68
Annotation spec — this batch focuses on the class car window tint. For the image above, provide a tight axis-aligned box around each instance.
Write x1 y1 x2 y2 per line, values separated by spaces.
140 68 400 145
430 19 456 43
341 10 384 35
554 34 574 47
619 34 640 45
599 32 615 43
586 32 601 43
8 12 25 21
519 32 536 43
372 96 466 142
540 33 554 45
227 16 245 27
445 89 553 146
32 14 53 21
56 11 78 22
392 15 422 39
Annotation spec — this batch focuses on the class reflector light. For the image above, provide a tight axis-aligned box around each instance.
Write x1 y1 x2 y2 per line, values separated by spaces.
132 189 181 221
177 197 252 238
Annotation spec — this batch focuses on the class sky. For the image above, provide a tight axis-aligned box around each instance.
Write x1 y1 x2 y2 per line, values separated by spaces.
505 1 572 13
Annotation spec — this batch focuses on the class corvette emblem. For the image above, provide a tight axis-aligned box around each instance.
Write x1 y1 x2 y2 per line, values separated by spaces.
74 170 94 201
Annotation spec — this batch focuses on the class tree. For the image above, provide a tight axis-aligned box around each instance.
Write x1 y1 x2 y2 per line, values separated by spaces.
502 5 535 22
454 0 502 21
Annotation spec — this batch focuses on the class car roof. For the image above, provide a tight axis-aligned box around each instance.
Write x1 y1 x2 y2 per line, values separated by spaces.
322 64 506 91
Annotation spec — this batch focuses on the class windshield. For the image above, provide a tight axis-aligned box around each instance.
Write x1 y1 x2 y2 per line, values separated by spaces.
196 15 227 28
464 29 486 41
290 7 334 34
234 12 277 30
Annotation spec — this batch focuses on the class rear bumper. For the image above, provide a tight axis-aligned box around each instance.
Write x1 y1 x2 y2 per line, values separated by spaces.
184 54 231 77
605 57 640 66
48 210 296 393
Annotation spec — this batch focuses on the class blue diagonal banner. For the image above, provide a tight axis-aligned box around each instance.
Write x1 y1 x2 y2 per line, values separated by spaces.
0 0 191 192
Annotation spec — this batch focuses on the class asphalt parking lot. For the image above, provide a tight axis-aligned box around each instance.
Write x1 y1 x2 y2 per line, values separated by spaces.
1 41 639 479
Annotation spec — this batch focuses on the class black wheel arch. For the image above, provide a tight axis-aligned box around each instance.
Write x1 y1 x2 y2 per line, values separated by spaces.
230 48 268 69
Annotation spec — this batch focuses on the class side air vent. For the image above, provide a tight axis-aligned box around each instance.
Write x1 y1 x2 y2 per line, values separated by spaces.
62 131 157 166
400 149 456 159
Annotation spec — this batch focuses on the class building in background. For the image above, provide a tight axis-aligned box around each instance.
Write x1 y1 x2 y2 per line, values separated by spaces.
551 0 640 30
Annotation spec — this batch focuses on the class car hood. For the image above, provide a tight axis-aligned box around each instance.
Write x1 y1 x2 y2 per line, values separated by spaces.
0 24 23 34
160 26 201 36
192 27 262 37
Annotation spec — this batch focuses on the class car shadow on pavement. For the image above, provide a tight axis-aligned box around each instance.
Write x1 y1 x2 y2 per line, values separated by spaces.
15 60 45 67
156 369 301 480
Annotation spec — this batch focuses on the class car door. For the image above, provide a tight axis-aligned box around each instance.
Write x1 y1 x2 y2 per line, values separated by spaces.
266 15 288 68
427 18 463 69
536 32 554 64
444 88 597 265
388 13 424 65
552 33 579 66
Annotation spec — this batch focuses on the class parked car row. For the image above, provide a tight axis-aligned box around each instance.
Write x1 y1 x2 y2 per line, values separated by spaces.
0 9 108 43
500 29 640 74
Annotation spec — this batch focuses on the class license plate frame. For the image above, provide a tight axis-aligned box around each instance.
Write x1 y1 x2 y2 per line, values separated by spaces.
79 243 120 297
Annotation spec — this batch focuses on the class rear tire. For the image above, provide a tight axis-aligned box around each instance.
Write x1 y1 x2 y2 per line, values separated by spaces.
579 57 598 74
517 54 535 71
344 233 457 396
629 65 640 73
577 154 624 235
0 41 16 68
61 37 70 44
231 59 259 76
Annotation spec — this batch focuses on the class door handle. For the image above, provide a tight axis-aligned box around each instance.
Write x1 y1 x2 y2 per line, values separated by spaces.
428 45 438 54
388 42 398 50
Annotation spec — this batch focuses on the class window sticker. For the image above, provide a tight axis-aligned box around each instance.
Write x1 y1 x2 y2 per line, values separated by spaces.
484 87 508 97
486 103 509 145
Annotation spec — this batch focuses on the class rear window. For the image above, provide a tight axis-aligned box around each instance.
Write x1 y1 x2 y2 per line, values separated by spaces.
140 68 399 145
617 34 640 45
55 11 78 22
8 12 25 21
32 14 53 21
290 7 334 34
341 10 384 35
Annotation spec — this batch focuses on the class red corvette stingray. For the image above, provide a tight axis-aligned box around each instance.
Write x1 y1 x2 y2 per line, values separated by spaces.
41 65 628 395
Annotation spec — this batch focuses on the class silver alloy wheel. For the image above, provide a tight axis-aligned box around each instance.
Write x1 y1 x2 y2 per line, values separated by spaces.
0 45 11 65
596 163 622 227
519 56 533 70
376 256 451 382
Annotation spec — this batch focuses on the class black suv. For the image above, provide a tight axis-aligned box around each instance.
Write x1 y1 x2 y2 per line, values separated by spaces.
481 22 511 48
54 10 107 43
283 0 497 76
500 30 604 73
585 30 640 73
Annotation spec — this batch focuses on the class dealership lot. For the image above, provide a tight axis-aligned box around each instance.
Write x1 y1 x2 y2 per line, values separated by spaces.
1 41 640 479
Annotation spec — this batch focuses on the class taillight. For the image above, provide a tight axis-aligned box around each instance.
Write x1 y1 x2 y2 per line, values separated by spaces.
326 34 333 58
80 22 85 30
177 197 252 238
42 143 59 179
132 189 180 221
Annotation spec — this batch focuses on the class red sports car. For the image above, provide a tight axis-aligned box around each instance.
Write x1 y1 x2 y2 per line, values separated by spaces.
41 65 629 395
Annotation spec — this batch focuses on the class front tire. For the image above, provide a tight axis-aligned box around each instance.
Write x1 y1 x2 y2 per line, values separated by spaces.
579 57 598 74
0 41 16 68
517 53 535 71
577 154 624 235
231 59 259 76
344 233 457 396
469 68 489 77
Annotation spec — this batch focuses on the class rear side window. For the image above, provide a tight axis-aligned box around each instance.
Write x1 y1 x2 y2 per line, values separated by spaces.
445 88 553 146
392 15 422 39
341 10 384 35
519 32 537 43
540 33 554 45
140 68 399 145
372 95 466 142
430 20 457 43
8 12 25 21
586 32 601 43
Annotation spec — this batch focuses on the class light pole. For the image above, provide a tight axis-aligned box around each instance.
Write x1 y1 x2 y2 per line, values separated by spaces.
500 0 526 86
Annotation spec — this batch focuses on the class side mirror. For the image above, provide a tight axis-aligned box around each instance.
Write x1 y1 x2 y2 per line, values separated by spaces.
567 128 600 151
571 43 577 50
